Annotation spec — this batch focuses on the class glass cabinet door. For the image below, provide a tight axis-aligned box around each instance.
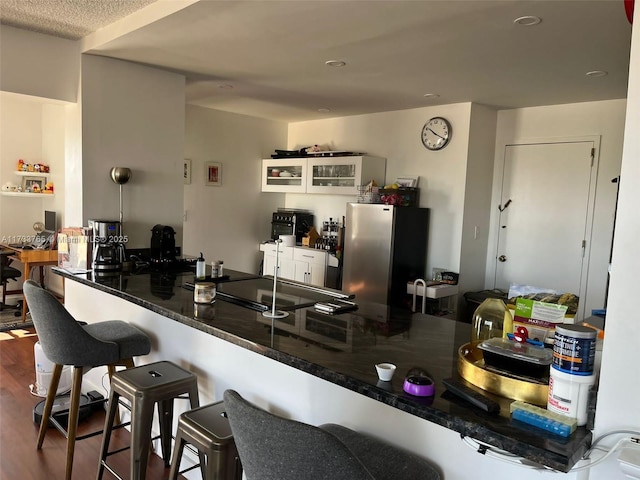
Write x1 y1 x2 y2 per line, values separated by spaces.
306 157 362 194
262 159 307 192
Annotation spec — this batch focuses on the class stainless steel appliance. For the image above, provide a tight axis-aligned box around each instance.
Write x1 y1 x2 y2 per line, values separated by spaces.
342 203 429 306
270 209 314 243
88 220 125 271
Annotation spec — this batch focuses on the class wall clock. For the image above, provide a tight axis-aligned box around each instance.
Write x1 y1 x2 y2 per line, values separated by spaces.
421 117 451 151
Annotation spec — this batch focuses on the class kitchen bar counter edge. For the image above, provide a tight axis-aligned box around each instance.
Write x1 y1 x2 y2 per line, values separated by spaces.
53 268 591 474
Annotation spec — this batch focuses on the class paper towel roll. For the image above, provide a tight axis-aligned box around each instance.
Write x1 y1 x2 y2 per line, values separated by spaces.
279 235 296 247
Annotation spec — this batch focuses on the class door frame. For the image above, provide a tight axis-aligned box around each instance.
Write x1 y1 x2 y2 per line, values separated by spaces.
488 135 601 320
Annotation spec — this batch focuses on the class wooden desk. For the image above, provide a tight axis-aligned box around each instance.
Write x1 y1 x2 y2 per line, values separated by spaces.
0 244 62 322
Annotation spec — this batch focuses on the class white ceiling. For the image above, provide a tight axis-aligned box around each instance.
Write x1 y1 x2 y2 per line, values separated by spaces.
0 0 633 122
0 0 158 40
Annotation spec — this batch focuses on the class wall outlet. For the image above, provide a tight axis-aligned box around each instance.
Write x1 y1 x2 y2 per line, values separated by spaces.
618 439 640 479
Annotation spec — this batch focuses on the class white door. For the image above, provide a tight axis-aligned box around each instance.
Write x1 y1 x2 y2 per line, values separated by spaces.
494 141 596 318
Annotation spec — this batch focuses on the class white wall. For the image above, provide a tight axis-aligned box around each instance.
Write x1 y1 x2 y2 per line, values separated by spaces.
287 103 474 278
1 94 48 238
459 104 498 300
0 25 79 102
590 5 640 477
81 55 186 248
0 92 68 294
183 105 287 272
487 99 626 319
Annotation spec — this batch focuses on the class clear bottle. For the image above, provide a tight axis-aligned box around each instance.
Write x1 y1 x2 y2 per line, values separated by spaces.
471 298 513 344
196 252 206 280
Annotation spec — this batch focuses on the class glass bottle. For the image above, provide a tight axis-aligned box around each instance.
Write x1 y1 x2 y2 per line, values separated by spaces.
471 298 513 344
196 252 206 280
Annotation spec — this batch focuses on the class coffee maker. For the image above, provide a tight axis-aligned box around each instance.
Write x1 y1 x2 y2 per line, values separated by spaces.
150 224 176 264
89 220 125 271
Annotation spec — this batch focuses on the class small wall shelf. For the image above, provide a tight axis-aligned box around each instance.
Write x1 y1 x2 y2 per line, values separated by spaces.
0 192 55 197
14 171 50 178
5 169 53 195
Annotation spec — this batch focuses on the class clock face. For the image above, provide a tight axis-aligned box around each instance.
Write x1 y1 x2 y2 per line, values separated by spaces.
421 117 451 150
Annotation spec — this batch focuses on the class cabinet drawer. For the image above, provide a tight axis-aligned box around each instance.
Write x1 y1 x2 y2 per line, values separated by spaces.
262 244 294 259
293 248 326 264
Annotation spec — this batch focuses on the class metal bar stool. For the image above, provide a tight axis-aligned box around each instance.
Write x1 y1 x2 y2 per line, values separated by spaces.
97 360 202 480
168 401 243 480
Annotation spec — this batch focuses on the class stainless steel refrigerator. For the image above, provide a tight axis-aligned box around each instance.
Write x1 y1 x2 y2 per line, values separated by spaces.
342 203 429 306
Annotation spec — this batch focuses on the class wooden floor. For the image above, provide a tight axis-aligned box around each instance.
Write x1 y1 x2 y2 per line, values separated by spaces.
0 326 182 479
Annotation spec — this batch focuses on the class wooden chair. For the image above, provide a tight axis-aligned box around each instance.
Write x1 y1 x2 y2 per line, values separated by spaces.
0 251 22 316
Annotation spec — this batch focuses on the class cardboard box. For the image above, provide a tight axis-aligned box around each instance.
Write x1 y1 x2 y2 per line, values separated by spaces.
513 298 568 346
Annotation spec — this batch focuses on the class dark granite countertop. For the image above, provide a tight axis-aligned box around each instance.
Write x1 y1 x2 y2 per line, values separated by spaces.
54 267 591 472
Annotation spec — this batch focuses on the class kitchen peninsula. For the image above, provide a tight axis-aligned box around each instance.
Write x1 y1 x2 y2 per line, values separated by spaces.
54 267 591 477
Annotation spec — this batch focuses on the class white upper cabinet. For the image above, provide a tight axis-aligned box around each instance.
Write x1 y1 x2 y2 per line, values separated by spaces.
261 156 385 194
261 158 307 193
306 156 385 195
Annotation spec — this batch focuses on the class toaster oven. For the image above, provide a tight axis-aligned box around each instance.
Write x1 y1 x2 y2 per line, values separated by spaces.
270 209 314 243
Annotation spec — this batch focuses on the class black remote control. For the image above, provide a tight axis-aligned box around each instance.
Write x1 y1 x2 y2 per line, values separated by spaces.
442 378 500 414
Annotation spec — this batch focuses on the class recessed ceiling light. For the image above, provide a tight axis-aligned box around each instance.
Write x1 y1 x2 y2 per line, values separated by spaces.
514 15 542 26
325 60 347 68
586 70 608 77
423 93 440 99
318 108 331 113
217 84 234 89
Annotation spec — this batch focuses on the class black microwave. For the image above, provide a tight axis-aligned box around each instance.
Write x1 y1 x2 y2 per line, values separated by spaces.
271 210 314 243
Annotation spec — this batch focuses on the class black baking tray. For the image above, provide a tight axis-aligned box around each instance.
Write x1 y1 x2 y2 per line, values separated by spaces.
478 338 552 379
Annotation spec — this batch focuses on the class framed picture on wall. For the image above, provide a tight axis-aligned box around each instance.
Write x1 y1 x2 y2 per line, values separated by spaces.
394 176 419 188
205 161 222 186
184 159 192 185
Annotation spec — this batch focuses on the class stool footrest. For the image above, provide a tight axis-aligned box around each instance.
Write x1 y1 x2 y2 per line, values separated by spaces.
102 432 164 459
44 396 110 440
100 460 126 480
177 463 202 476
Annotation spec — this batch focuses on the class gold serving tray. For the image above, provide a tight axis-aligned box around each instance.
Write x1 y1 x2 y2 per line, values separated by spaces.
458 342 549 406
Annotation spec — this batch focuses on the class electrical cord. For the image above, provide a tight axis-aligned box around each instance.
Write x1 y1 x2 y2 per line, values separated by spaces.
462 430 640 473
461 435 557 472
582 429 640 459
570 436 636 472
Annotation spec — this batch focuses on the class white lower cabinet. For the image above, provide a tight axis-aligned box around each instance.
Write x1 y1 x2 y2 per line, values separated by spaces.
293 248 327 286
261 244 328 287
293 261 324 286
261 244 295 279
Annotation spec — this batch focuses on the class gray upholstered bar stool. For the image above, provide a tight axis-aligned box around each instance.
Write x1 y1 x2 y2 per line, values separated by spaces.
97 360 201 480
168 401 243 480
23 280 151 480
224 389 441 480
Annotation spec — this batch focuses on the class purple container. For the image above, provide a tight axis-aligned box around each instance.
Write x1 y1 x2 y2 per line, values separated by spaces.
403 375 435 397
